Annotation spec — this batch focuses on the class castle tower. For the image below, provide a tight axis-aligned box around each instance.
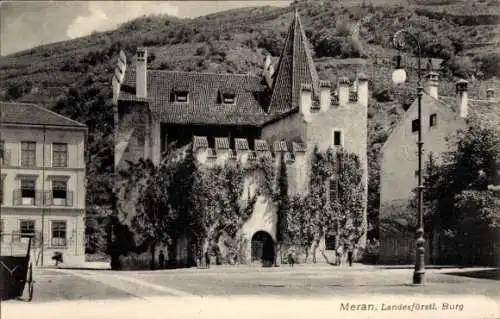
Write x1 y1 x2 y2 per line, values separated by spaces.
267 10 319 114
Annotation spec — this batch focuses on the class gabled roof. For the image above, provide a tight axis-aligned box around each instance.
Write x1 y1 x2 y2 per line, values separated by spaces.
381 93 500 155
267 10 319 114
119 70 271 126
0 101 86 128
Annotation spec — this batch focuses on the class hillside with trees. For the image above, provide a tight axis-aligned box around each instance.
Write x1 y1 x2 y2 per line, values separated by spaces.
0 0 499 255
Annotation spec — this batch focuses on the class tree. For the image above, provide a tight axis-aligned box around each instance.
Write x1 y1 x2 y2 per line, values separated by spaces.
421 120 500 265
124 159 176 269
275 154 291 265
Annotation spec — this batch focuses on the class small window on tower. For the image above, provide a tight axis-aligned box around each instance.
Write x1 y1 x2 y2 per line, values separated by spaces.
429 113 437 127
411 119 419 133
333 130 342 147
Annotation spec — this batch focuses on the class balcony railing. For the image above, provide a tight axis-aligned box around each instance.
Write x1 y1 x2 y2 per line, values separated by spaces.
12 190 74 207
44 191 74 207
0 231 42 256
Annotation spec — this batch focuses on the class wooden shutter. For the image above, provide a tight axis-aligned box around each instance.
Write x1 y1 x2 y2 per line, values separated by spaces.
44 191 53 206
4 150 11 165
66 191 73 207
35 190 42 206
13 190 21 205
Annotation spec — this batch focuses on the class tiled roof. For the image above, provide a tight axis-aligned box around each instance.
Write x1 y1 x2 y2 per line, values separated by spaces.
273 141 288 152
254 139 270 151
234 138 249 150
292 142 307 153
267 10 319 114
215 137 230 149
193 136 209 149
439 96 500 127
119 11 324 126
119 70 271 126
0 101 86 128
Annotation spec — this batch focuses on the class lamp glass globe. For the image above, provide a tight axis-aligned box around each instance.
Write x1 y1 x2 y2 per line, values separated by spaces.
392 69 407 84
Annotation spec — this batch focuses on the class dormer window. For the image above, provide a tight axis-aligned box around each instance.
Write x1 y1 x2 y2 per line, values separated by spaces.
219 88 236 105
223 93 236 104
175 92 188 102
173 85 189 103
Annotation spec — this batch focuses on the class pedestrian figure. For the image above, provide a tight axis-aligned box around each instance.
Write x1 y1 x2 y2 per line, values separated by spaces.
205 251 210 269
287 252 295 267
336 245 343 266
347 246 353 267
158 250 165 269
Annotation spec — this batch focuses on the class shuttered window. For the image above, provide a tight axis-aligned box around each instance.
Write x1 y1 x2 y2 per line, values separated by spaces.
52 143 68 168
21 142 36 167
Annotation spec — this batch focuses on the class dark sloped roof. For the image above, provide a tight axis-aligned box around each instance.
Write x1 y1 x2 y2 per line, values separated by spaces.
0 101 86 128
267 10 319 114
118 11 325 126
440 96 500 127
120 70 271 126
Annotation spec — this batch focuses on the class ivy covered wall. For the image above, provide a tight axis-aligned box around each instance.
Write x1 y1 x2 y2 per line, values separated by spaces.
114 139 367 269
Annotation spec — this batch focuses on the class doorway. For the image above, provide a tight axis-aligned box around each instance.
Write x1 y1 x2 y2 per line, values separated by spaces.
251 231 275 267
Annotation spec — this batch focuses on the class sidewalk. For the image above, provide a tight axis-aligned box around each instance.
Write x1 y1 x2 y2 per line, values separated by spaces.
38 261 111 270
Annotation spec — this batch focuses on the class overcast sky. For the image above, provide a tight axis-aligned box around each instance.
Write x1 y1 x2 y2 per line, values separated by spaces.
0 1 291 56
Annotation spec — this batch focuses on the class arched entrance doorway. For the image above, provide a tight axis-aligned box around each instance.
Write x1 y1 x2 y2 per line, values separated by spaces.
251 231 275 267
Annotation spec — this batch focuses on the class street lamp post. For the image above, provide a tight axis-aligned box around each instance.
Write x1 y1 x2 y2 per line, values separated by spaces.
392 30 426 285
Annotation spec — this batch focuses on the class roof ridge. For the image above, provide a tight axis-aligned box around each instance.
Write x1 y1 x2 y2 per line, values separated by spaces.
144 69 262 79
0 101 86 128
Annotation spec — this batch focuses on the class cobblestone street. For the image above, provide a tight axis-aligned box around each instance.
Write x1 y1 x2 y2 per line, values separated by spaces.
4 264 499 302
3 265 499 319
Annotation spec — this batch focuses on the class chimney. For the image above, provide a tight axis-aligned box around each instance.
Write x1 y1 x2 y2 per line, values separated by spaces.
357 73 369 109
338 77 350 106
300 83 312 120
424 72 439 99
319 80 331 112
456 79 468 118
487 88 495 101
136 47 147 98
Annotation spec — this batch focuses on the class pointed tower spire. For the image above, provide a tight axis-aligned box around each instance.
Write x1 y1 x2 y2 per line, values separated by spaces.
267 10 319 114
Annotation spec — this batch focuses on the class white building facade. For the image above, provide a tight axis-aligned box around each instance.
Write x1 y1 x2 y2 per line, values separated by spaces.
1 102 87 266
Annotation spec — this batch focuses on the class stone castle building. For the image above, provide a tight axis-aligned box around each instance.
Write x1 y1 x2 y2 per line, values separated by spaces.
379 73 500 264
112 12 369 266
